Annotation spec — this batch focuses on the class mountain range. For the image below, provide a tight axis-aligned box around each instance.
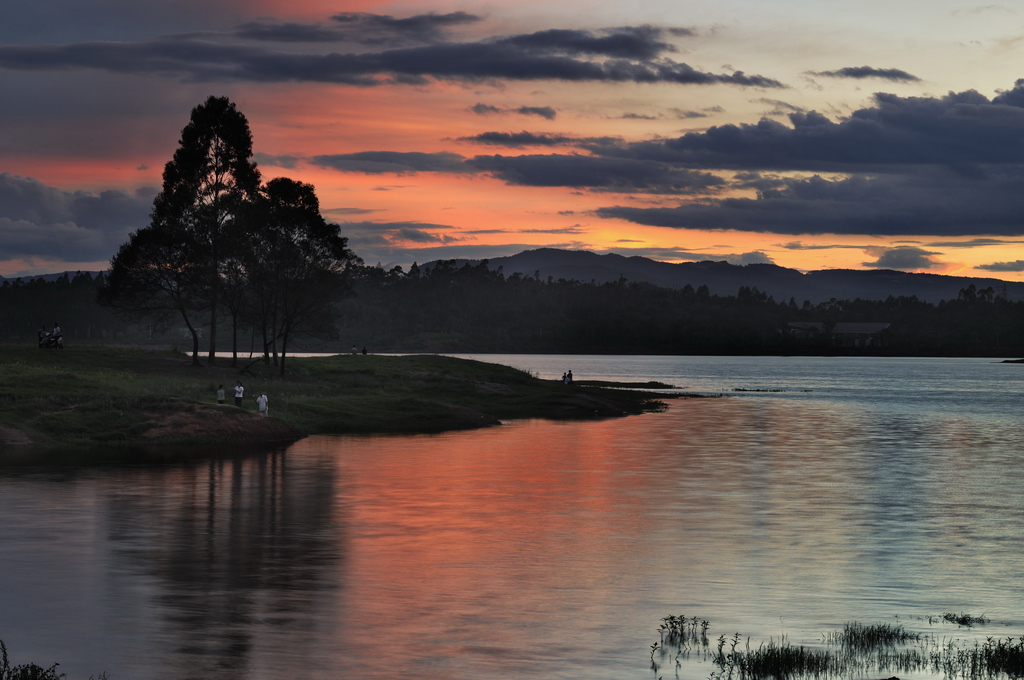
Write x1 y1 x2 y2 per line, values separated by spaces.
8 251 1022 305
432 248 1024 304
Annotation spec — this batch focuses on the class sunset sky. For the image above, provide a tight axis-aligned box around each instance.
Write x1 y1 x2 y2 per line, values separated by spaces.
4 0 1024 279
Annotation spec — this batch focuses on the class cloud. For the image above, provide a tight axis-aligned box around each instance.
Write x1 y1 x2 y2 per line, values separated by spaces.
593 81 1024 237
518 106 557 120
0 173 153 262
470 103 502 115
595 246 775 265
458 131 604 147
470 104 557 119
0 21 783 88
312 148 725 194
977 260 1024 272
395 226 464 243
312 151 470 174
597 169 1024 235
330 11 482 45
780 240 873 250
616 83 1024 170
861 246 942 270
234 21 346 44
471 153 726 193
808 66 921 82
926 237 1024 247
254 152 301 168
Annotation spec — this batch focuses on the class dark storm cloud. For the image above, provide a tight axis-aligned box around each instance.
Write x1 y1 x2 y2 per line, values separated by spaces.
0 22 784 88
615 84 1024 170
312 149 724 194
497 25 687 60
0 173 153 260
809 66 921 82
472 154 725 193
862 246 941 269
596 169 1024 236
589 81 1024 237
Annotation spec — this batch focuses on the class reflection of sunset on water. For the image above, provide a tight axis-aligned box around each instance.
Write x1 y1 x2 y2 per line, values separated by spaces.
5 358 1024 679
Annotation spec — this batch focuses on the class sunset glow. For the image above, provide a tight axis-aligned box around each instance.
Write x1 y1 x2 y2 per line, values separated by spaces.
4 0 1024 279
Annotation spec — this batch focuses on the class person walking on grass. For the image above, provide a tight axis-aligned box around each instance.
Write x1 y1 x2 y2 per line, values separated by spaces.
216 384 225 404
234 381 244 407
255 391 268 416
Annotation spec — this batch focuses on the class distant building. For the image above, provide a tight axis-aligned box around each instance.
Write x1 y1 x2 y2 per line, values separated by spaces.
787 321 890 347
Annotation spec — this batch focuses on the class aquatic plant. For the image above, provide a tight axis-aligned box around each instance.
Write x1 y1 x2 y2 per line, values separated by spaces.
824 621 920 649
939 612 991 628
651 616 1024 680
651 614 711 673
658 615 710 647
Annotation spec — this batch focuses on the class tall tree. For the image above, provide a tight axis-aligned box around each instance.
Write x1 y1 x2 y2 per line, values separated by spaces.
245 177 360 374
98 224 208 364
151 95 261 364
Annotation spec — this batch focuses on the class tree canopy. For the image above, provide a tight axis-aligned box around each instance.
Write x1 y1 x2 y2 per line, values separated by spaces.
100 96 358 370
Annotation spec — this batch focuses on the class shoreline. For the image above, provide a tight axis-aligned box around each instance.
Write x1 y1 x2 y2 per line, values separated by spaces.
0 345 670 451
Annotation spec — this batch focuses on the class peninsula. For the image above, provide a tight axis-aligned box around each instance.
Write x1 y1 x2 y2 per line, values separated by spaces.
0 346 670 448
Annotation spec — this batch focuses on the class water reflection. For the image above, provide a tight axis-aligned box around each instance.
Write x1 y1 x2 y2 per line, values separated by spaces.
102 452 343 678
2 377 1024 679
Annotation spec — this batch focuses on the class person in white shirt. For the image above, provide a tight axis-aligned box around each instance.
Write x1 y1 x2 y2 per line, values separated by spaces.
234 382 244 407
255 391 268 416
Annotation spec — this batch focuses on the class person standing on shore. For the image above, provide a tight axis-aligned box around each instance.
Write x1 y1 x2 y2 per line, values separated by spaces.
234 381 244 407
216 384 225 404
255 391 268 416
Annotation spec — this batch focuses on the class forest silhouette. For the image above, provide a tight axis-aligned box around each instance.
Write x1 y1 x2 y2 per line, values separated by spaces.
2 261 1022 357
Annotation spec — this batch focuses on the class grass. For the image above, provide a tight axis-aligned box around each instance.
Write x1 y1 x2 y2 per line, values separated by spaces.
652 613 1020 680
0 344 669 446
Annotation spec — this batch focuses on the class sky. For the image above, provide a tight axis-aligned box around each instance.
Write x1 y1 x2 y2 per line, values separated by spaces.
5 0 1024 279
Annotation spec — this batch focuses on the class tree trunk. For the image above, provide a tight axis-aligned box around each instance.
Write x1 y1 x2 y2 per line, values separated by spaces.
279 327 289 376
207 287 217 364
179 307 201 367
230 311 238 368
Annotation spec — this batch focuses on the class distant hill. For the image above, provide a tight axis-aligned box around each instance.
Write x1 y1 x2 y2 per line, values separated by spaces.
425 249 1024 304
0 271 103 284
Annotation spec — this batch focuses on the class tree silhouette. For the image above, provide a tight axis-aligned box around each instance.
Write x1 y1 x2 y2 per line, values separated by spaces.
149 96 261 364
243 177 359 374
99 224 208 363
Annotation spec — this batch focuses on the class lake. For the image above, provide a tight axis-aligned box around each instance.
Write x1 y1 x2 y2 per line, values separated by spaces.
2 355 1024 679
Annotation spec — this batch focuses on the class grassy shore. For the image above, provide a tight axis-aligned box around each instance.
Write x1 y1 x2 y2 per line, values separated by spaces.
0 345 670 447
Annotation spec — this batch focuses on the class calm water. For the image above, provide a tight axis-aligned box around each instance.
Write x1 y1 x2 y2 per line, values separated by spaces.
2 355 1024 679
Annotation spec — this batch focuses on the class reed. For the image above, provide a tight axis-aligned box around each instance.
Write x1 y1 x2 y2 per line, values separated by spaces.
824 621 920 649
652 614 1024 680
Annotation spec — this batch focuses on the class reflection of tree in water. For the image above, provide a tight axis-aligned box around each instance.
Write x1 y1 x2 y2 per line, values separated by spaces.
103 448 345 678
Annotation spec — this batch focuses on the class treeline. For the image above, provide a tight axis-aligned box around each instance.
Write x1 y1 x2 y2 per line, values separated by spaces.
2 260 1024 356
0 272 152 343
337 260 1024 356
